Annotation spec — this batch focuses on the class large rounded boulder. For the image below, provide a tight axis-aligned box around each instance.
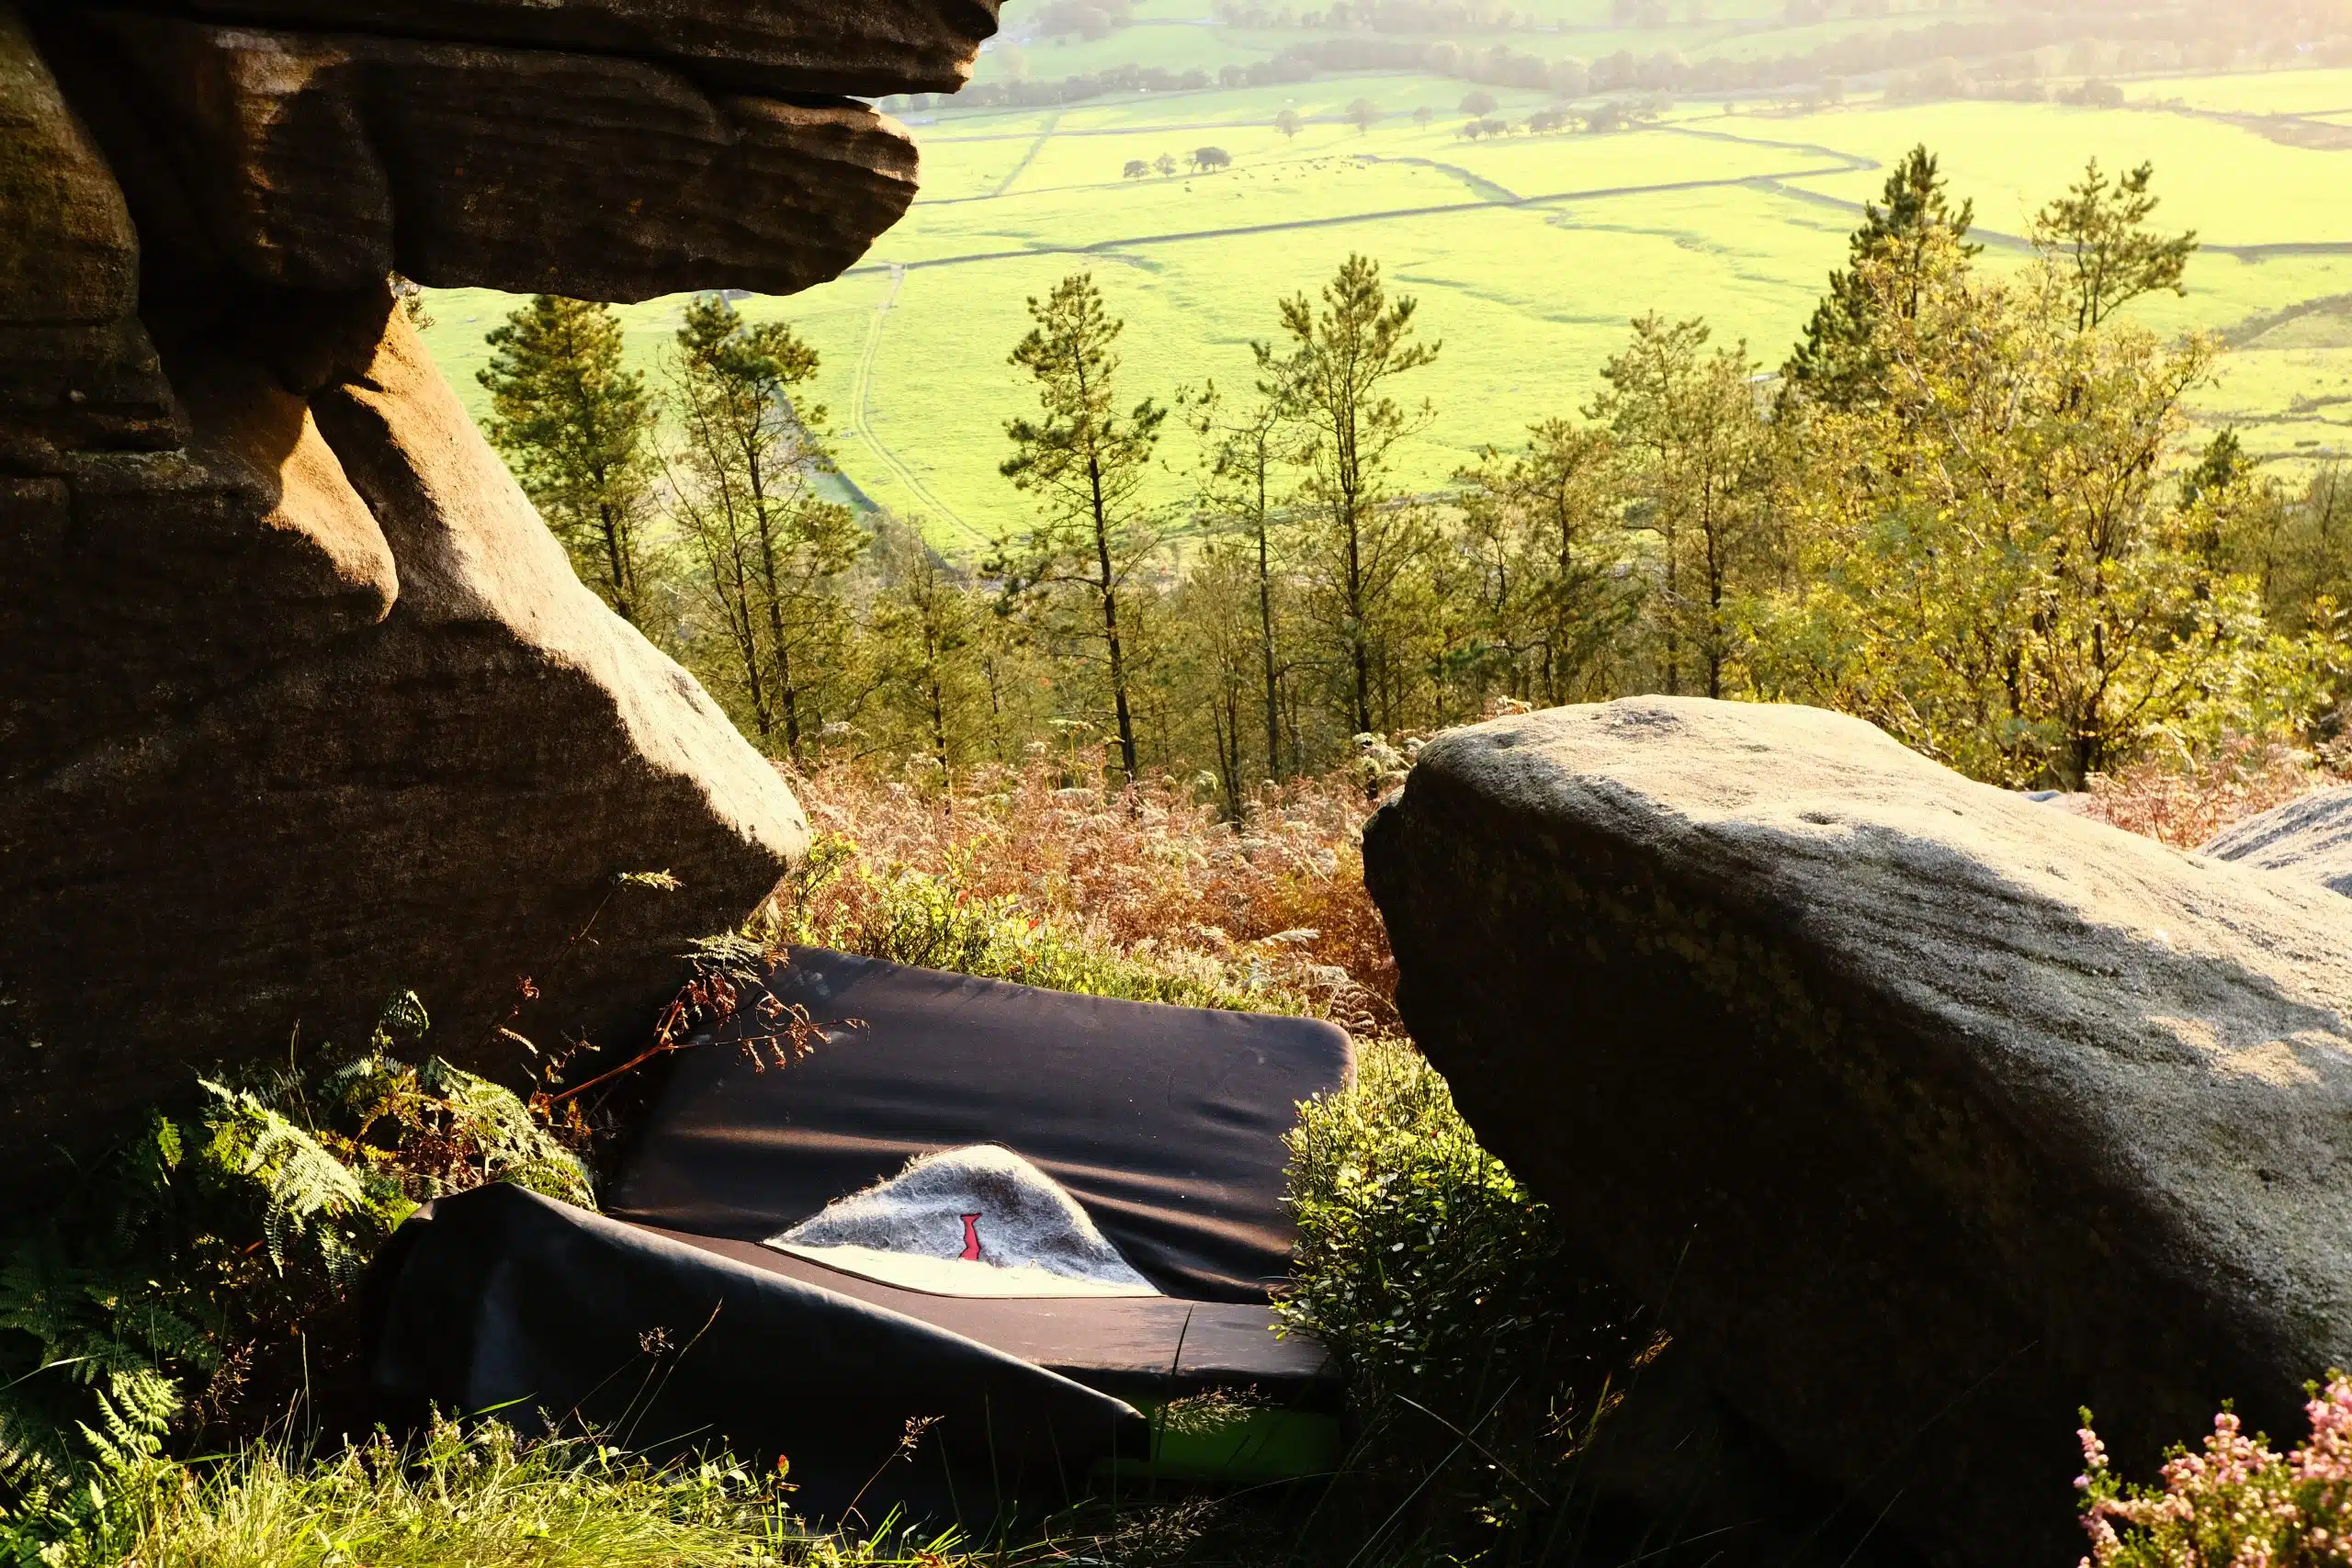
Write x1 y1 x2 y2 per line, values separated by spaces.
1363 697 2352 1568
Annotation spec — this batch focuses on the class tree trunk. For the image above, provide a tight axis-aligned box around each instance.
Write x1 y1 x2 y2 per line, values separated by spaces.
1256 490 1281 783
1089 453 1139 782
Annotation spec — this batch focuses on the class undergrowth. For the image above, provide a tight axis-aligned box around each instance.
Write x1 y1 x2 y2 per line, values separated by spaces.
1279 1041 1656 1563
0 993 588 1550
779 756 1395 1032
2071 733 2351 848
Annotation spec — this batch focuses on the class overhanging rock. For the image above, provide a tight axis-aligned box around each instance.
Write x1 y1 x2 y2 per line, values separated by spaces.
0 0 993 1175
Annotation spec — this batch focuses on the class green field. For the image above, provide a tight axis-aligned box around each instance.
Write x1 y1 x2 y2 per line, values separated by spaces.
421 58 2352 552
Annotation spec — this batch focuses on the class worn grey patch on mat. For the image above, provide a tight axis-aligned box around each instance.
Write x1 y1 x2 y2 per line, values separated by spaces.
768 1144 1161 1298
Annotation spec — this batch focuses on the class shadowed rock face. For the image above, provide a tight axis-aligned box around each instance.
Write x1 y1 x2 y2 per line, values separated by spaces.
1363 697 2352 1568
91 15 919 301
0 0 985 1173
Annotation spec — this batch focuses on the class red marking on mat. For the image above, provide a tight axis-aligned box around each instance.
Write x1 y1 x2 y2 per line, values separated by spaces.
959 1213 983 1261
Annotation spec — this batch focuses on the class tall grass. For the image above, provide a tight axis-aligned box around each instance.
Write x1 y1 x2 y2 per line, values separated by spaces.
60 1414 996 1568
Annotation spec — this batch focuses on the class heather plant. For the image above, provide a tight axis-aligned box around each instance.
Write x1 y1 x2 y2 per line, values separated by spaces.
2076 1375 2352 1568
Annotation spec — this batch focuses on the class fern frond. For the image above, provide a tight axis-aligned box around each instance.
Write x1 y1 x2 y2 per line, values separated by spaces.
197 1081 367 1272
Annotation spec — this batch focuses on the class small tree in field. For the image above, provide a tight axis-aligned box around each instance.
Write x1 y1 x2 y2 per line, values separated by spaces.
479 296 660 627
1460 87 1497 115
1154 152 1178 176
1347 96 1381 133
995 274 1168 784
1275 107 1302 138
1124 158 1148 178
1413 104 1434 129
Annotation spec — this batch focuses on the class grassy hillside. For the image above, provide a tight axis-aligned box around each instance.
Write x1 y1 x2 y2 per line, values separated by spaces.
420 65 2352 553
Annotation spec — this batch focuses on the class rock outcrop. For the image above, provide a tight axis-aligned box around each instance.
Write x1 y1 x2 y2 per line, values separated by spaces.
0 0 994 1171
171 0 1001 96
87 15 918 301
1363 697 2352 1568
2203 785 2352 897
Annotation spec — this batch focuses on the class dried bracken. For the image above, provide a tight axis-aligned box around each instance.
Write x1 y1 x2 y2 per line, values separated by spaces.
776 753 1398 1031
2069 734 2350 849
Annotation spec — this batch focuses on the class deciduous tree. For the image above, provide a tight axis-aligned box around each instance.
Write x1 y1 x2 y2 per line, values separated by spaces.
1188 379 1299 780
1455 418 1642 705
1755 233 2313 786
868 516 987 779
1591 314 1772 699
667 298 859 759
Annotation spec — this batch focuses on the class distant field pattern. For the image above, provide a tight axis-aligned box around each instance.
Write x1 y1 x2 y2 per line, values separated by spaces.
420 5 2352 553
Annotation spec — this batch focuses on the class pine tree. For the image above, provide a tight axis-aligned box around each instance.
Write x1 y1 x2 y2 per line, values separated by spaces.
1261 254 1440 738
1781 145 1979 408
2031 158 2198 333
666 297 860 760
478 296 660 626
994 274 1167 784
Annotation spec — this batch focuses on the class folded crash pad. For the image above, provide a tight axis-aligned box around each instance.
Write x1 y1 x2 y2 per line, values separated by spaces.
608 948 1357 1302
368 950 1355 1515
368 1182 1143 1517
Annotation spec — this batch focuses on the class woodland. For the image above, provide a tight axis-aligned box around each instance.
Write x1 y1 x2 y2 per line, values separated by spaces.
474 148 2351 801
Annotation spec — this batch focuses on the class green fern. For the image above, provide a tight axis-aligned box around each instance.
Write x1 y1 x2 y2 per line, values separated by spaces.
0 988 595 1543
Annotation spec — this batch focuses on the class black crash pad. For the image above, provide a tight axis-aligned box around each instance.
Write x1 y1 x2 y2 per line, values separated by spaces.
368 1183 1145 1517
608 949 1357 1303
644 1226 1339 1413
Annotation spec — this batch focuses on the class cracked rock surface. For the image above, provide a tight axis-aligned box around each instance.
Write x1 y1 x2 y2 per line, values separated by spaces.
0 0 989 1170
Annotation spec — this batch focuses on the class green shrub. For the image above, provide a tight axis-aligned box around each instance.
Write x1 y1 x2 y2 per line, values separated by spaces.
1279 1040 1650 1556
